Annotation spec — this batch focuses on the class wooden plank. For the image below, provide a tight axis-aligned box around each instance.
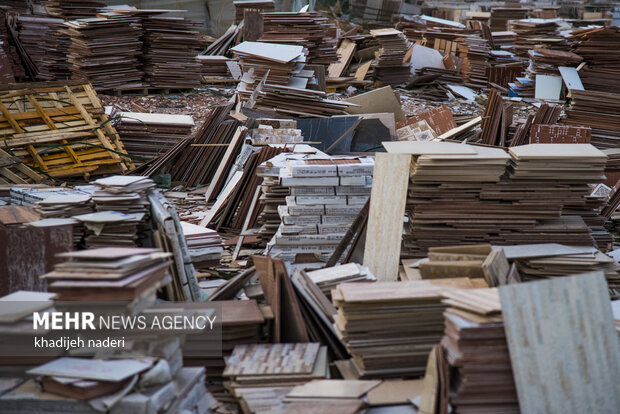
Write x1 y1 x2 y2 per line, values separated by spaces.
499 272 620 414
363 153 410 281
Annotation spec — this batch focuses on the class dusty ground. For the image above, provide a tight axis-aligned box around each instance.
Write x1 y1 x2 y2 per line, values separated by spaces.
100 88 232 132
100 87 538 132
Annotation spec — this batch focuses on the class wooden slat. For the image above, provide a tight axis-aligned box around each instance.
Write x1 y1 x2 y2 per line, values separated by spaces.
499 272 620 413
0 100 48 171
63 85 126 171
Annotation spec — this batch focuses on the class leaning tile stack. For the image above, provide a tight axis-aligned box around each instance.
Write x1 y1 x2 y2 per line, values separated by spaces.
441 288 519 414
268 156 374 262
141 15 203 89
17 16 71 81
332 278 483 378
401 143 607 258
260 12 338 64
370 28 411 86
114 112 194 165
231 41 352 117
64 15 144 90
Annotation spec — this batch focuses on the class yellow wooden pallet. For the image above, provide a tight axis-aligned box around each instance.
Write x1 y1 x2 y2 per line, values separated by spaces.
0 81 134 180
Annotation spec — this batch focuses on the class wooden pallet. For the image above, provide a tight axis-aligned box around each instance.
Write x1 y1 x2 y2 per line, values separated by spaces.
0 148 45 185
0 81 133 179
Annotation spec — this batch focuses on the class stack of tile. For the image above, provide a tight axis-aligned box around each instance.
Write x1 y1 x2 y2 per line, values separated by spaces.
64 15 144 90
491 31 516 48
370 28 411 86
73 211 144 248
458 35 491 89
489 8 529 32
332 278 483 378
42 247 172 301
306 263 376 297
141 15 203 89
441 288 519 413
196 55 231 79
43 0 105 19
224 343 328 390
508 144 610 250
231 41 352 117
400 143 606 258
562 89 620 149
268 156 374 262
570 27 620 93
115 112 194 165
506 244 619 295
256 152 303 243
92 175 154 215
180 221 223 269
507 144 606 182
27 189 92 218
260 12 338 65
509 19 564 56
33 191 93 246
17 16 71 81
